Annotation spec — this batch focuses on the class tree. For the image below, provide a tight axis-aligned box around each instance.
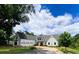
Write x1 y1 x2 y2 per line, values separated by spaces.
0 4 34 45
16 32 26 39
0 29 7 45
71 34 79 47
59 31 71 47
59 32 72 53
10 33 20 46
25 31 34 36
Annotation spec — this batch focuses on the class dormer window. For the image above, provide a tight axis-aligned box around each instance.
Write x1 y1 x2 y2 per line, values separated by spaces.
38 37 41 40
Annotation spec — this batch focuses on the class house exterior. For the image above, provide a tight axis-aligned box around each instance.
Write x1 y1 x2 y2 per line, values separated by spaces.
9 32 59 47
36 35 58 46
17 35 36 46
46 36 58 46
9 32 36 46
17 39 36 46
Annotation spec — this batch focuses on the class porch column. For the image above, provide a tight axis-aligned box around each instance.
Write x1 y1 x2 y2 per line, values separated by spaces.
43 42 45 46
38 42 40 46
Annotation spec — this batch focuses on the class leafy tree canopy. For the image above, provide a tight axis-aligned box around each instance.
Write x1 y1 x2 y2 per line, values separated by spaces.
0 4 35 45
72 34 79 47
59 31 72 47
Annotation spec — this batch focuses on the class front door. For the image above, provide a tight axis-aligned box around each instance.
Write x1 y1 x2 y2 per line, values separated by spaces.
14 41 17 45
36 42 43 46
40 42 43 46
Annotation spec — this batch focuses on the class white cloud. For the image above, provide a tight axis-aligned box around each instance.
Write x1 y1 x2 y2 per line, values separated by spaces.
64 23 79 36
13 4 79 36
54 14 72 27
13 24 25 32
33 4 41 12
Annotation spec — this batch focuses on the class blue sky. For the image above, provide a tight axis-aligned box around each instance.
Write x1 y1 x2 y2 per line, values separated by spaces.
42 4 79 17
13 4 79 36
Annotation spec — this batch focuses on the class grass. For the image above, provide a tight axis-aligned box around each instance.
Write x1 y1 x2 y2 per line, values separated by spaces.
0 46 36 54
58 47 79 54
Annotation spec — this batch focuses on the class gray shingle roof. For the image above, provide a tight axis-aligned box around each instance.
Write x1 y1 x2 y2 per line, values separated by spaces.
37 35 59 42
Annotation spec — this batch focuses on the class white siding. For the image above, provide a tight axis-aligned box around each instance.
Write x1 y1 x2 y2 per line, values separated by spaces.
9 41 14 45
46 36 58 46
19 39 35 46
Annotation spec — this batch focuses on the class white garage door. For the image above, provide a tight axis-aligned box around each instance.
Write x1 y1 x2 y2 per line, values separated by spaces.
20 39 35 46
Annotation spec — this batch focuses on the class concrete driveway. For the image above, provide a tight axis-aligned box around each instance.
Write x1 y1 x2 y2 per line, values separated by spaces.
34 46 63 54
23 46 63 54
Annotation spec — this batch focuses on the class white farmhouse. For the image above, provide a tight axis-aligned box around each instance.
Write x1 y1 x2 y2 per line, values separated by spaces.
36 35 59 46
9 32 36 47
9 32 59 47
46 36 58 46
18 39 35 47
17 33 36 47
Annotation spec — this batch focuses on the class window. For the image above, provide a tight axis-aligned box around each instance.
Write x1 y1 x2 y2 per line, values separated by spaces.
38 37 41 40
48 42 50 45
54 42 56 45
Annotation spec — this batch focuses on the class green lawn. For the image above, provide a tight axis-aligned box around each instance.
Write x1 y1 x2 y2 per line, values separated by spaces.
58 47 79 54
0 46 36 54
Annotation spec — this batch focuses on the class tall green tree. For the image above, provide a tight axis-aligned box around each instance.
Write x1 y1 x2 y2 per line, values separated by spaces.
25 31 34 36
0 4 34 45
59 31 71 47
59 32 72 53
0 29 7 45
71 34 79 47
